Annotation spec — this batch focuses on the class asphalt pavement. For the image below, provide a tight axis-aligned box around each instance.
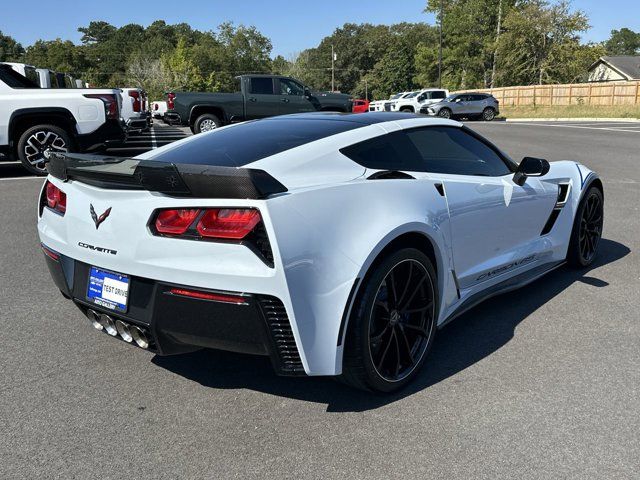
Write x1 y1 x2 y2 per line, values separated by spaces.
0 120 638 479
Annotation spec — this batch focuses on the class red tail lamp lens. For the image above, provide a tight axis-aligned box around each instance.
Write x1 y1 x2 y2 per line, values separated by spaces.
155 209 199 235
169 288 247 304
196 209 261 239
45 181 66 214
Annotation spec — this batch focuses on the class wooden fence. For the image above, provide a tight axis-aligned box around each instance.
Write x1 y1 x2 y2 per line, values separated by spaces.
455 80 640 107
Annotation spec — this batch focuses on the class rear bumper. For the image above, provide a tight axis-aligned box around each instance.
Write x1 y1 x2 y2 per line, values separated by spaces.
164 111 182 125
75 119 126 151
42 246 305 376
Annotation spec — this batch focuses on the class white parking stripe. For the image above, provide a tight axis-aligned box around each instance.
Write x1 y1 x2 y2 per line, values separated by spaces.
0 176 42 182
504 122 640 133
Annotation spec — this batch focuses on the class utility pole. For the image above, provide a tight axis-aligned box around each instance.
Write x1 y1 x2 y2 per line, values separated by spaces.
365 77 368 100
331 44 335 92
438 0 443 89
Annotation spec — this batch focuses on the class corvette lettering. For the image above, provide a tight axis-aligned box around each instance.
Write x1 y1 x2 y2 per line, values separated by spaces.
78 242 117 255
476 254 536 281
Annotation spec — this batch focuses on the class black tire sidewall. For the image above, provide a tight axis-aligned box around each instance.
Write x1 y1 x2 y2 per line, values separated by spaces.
483 107 495 121
344 248 438 393
17 124 74 176
194 114 221 134
567 186 604 268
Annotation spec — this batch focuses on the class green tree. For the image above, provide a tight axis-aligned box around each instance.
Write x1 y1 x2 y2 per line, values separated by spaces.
0 31 24 62
605 28 640 55
496 0 590 85
162 37 205 91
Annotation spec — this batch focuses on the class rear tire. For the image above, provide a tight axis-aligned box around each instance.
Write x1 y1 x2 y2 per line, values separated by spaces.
193 113 221 134
17 124 74 176
400 107 414 113
341 248 438 393
567 186 604 268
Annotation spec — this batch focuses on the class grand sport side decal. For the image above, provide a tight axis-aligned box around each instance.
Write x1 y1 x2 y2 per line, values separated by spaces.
78 242 117 255
476 254 536 281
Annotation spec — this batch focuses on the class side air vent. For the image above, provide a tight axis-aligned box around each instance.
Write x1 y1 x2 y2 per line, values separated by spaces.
367 170 415 180
541 182 571 235
257 296 305 375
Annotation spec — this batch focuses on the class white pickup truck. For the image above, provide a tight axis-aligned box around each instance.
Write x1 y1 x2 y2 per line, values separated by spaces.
390 88 449 113
0 64 125 175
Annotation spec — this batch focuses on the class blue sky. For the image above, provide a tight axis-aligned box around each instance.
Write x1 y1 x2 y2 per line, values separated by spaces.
1 0 638 57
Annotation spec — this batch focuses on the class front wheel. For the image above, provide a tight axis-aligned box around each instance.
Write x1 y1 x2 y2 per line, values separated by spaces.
341 248 438 392
567 186 604 268
17 124 74 176
438 108 452 119
193 113 221 134
482 107 496 121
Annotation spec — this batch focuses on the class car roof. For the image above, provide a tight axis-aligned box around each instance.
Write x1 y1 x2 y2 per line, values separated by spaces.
262 111 454 126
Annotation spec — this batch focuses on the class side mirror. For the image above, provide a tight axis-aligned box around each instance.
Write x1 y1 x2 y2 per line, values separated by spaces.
513 156 550 186
304 87 312 97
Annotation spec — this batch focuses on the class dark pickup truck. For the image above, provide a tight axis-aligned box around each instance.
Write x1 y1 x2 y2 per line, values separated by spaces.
165 74 353 133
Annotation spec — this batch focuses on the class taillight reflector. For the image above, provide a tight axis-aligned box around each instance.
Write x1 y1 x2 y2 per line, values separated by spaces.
167 92 175 110
45 181 66 215
169 288 247 304
41 244 60 261
196 209 261 239
154 209 199 235
84 93 118 120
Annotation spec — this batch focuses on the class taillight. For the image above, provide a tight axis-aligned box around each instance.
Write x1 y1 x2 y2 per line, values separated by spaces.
167 92 175 110
84 93 118 120
169 288 248 305
197 209 261 239
155 209 200 235
151 207 272 265
44 181 66 215
129 90 141 112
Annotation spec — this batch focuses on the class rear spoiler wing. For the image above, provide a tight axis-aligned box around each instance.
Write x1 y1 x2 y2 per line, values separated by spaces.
46 153 287 199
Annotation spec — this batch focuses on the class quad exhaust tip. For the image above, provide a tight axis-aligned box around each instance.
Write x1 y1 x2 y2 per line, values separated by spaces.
86 310 150 349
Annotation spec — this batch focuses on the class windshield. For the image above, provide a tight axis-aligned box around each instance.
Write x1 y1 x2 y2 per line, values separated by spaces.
404 92 418 98
443 95 457 102
389 93 403 100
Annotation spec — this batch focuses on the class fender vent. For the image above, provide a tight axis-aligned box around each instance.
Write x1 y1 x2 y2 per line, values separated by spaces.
257 296 305 375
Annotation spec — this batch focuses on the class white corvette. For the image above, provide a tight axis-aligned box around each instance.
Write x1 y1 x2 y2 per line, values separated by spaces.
38 113 604 392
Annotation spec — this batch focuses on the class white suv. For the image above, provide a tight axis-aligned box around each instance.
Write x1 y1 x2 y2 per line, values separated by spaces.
392 88 449 113
0 64 125 175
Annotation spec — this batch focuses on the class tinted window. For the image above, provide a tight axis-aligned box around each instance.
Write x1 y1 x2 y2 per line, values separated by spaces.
279 78 304 96
405 127 511 176
340 131 425 171
0 66 39 88
250 77 275 95
430 91 446 99
146 118 363 167
25 67 39 85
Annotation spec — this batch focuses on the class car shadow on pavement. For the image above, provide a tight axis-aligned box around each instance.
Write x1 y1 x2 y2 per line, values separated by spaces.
152 238 630 412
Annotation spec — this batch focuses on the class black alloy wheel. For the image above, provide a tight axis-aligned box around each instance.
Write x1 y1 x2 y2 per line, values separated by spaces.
368 259 435 383
341 248 438 392
567 186 604 267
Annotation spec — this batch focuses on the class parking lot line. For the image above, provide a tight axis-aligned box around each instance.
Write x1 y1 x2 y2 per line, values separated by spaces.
505 122 640 133
0 176 42 181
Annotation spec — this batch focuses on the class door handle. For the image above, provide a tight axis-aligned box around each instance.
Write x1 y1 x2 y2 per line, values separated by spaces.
248 97 257 102
281 98 290 103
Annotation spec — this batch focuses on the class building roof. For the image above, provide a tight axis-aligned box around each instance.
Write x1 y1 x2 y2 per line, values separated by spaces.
589 56 640 80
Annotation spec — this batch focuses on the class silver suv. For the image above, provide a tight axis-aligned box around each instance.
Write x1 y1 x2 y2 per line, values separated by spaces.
420 93 499 121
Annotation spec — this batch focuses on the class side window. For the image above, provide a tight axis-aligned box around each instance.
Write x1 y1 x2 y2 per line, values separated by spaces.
249 77 275 95
340 131 424 171
430 91 446 100
404 127 512 176
279 78 304 96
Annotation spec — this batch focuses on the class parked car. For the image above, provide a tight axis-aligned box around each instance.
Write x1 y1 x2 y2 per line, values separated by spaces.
352 99 370 113
0 64 125 175
165 75 353 134
392 88 449 113
369 92 410 112
55 72 75 89
38 112 603 392
421 93 499 121
120 88 149 133
388 91 420 111
152 101 168 119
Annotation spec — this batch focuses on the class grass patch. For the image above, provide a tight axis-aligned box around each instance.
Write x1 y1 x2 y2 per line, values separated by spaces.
500 104 640 119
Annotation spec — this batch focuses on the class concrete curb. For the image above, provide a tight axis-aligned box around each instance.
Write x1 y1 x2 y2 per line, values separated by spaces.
503 117 640 122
